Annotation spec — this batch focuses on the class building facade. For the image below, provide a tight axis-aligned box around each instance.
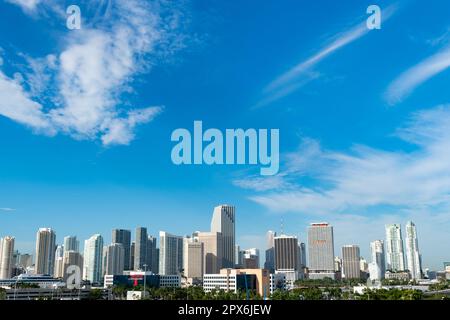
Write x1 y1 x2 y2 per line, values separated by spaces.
307 223 335 279
35 228 56 275
159 231 183 275
211 205 235 268
342 245 361 279
385 224 405 272
112 229 131 271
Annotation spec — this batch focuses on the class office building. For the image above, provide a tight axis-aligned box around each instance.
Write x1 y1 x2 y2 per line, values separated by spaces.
370 240 385 279
147 235 159 274
308 223 335 279
195 231 223 274
112 229 131 270
385 224 405 271
264 230 276 273
105 243 125 276
19 254 32 269
63 250 83 281
130 241 135 270
405 221 422 280
342 245 361 279
35 228 56 275
243 248 260 269
83 234 104 284
63 236 79 253
134 227 148 271
183 237 204 280
0 236 15 279
159 231 183 275
211 205 235 268
203 269 256 294
54 245 64 278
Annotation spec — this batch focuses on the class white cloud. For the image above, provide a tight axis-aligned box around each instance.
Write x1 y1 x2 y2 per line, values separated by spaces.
385 45 450 105
5 0 41 12
254 4 398 108
238 105 450 215
0 0 187 145
0 208 16 212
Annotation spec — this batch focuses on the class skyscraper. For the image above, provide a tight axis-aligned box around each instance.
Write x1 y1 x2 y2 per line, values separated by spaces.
105 243 125 276
405 221 422 280
385 224 405 271
35 228 56 275
159 231 183 275
54 245 65 278
342 245 361 279
0 236 15 279
146 235 159 274
211 205 235 268
274 235 299 271
308 223 335 279
83 234 104 284
63 250 83 281
370 240 385 279
264 230 276 273
298 242 307 270
63 236 79 253
134 227 148 271
195 231 223 274
112 229 131 270
130 241 135 270
183 237 204 280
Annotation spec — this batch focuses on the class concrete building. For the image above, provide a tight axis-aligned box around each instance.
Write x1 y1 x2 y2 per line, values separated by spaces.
112 229 131 270
183 237 204 281
342 245 361 279
63 236 79 253
159 231 183 275
385 224 405 272
203 269 256 294
35 228 56 275
211 205 235 268
63 250 83 281
105 243 125 276
146 236 159 274
195 231 223 274
134 227 148 271
370 240 386 279
264 231 276 273
54 245 64 279
0 236 15 279
307 223 335 279
405 221 422 280
243 248 260 269
83 234 104 284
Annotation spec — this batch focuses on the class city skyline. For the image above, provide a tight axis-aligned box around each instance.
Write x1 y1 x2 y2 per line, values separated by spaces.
1 0 450 272
0 213 443 276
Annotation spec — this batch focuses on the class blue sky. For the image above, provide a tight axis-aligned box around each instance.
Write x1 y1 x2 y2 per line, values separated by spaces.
1 0 450 270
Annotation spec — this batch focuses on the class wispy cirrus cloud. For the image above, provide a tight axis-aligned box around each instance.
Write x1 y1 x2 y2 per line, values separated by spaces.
0 0 188 145
236 105 450 215
385 44 450 105
253 4 398 109
0 207 16 212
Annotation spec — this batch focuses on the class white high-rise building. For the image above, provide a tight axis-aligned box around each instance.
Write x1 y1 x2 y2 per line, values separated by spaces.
105 243 125 276
54 245 65 278
211 205 235 268
35 228 56 275
308 223 335 279
0 236 15 279
83 234 104 284
385 224 405 272
370 240 385 279
159 231 183 275
405 221 422 280
63 236 79 252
